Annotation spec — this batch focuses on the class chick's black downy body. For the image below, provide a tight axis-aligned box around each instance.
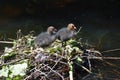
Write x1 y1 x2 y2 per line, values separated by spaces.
34 26 57 47
56 23 77 46
56 28 76 41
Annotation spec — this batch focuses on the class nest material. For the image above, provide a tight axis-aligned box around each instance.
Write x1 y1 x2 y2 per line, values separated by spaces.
0 30 104 80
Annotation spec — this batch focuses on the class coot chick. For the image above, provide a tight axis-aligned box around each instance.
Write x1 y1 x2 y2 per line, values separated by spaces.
34 26 57 47
56 23 77 46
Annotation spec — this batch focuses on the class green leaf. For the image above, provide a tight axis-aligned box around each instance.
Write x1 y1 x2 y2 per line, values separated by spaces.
77 57 82 62
0 66 9 77
0 60 28 78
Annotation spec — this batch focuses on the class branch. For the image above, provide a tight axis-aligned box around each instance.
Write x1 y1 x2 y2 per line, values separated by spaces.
0 58 25 67
81 56 120 60
0 41 13 44
48 58 62 74
76 27 82 34
43 64 65 80
102 48 120 53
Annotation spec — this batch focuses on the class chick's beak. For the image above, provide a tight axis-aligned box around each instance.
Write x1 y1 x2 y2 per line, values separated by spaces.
52 29 57 34
74 26 77 30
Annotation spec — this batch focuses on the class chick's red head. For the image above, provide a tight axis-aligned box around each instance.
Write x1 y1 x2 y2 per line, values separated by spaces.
47 26 57 34
67 23 76 30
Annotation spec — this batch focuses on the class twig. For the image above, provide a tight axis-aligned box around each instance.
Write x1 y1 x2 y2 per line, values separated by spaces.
0 58 25 67
24 70 49 80
0 41 13 44
103 60 120 69
102 57 120 60
68 61 73 80
39 70 48 78
75 62 92 73
81 56 120 60
76 27 82 34
49 59 68 65
87 57 92 71
82 74 91 80
43 64 65 80
47 58 62 75
102 48 120 53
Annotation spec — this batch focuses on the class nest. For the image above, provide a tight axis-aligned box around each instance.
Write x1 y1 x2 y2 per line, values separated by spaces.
1 30 118 80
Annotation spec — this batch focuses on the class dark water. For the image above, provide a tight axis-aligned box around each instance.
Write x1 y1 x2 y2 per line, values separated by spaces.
0 11 120 51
